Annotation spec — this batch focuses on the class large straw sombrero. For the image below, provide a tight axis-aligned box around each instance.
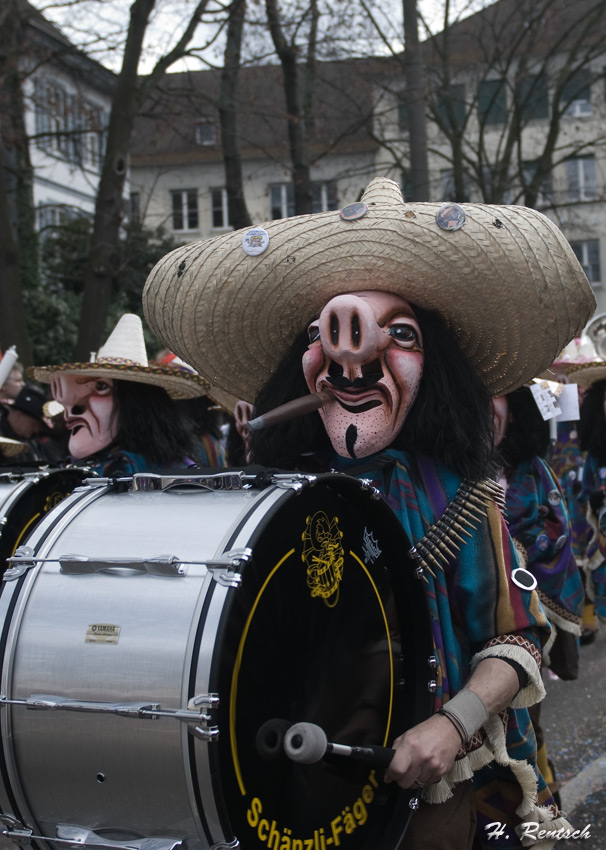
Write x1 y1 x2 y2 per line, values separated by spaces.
143 178 596 411
29 314 210 400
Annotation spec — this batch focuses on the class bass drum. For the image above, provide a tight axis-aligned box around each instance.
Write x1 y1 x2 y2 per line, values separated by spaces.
0 471 433 850
0 468 91 572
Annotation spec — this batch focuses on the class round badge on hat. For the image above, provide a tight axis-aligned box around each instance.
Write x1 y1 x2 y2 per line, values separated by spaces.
547 489 561 506
242 228 270 256
340 202 368 221
435 203 466 231
555 535 567 551
512 567 538 592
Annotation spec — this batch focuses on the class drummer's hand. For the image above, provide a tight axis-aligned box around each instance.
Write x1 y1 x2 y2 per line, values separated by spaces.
384 714 462 788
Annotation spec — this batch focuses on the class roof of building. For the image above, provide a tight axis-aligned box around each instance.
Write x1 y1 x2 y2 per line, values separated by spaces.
131 57 384 166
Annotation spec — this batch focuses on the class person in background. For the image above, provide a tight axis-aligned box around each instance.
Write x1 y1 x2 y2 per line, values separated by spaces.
154 350 227 468
569 361 606 630
0 385 59 463
0 362 25 405
28 314 210 476
491 385 583 809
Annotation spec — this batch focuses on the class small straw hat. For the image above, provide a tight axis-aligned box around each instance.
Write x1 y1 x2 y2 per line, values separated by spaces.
143 177 596 410
564 360 606 388
539 337 598 383
0 436 28 458
29 314 210 400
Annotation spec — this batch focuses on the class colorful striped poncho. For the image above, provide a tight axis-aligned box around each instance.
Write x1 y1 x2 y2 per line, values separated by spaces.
548 423 591 565
578 452 606 623
331 449 570 848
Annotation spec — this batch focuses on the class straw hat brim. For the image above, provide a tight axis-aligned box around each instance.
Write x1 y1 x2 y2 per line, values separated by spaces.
0 436 28 458
28 361 210 400
565 361 606 388
143 190 595 410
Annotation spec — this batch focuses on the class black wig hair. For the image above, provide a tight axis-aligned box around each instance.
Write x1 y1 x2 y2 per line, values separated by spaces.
497 386 550 472
579 379 606 462
173 395 224 440
111 380 198 467
250 305 496 480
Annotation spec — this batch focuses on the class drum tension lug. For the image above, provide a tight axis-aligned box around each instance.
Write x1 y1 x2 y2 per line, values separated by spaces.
3 546 37 581
0 813 33 845
210 839 240 850
190 725 220 742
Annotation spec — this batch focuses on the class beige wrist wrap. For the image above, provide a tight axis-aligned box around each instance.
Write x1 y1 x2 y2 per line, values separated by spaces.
440 688 489 741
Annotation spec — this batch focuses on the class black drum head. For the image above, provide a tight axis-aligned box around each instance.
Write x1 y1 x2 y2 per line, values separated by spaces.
209 476 432 850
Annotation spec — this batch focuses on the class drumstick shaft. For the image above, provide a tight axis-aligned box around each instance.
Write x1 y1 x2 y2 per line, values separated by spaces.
247 389 335 431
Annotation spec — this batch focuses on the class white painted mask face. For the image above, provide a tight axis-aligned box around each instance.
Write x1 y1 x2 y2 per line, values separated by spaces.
302 291 424 458
51 373 118 459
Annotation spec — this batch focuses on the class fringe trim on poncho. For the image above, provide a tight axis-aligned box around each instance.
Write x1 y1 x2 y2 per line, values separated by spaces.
540 603 581 668
421 643 571 846
421 716 573 849
471 644 546 708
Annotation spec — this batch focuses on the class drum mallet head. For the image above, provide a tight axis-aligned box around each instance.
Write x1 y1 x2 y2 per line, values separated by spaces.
284 721 396 769
255 718 293 760
283 722 328 764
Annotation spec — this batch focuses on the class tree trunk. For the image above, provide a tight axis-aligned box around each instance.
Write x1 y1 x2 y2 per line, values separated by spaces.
0 0 34 364
403 0 430 201
76 0 156 359
0 138 32 364
265 0 313 215
219 0 252 230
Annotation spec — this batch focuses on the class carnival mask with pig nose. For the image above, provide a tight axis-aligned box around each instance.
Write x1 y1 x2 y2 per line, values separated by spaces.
302 291 424 458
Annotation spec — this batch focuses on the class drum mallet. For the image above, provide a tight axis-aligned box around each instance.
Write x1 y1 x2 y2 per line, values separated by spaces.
283 721 395 769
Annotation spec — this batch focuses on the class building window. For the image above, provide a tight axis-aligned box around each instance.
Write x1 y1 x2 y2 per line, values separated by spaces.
270 184 295 219
195 122 217 146
566 155 597 202
34 77 106 170
518 73 549 121
312 181 338 213
36 203 74 233
436 84 466 131
211 188 229 229
34 78 68 156
571 240 601 286
171 189 199 231
563 68 593 116
478 79 507 125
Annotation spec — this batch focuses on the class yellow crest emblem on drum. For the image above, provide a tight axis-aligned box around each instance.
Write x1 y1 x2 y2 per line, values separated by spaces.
301 511 344 608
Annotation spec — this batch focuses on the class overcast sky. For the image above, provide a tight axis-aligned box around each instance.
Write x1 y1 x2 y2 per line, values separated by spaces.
29 0 489 74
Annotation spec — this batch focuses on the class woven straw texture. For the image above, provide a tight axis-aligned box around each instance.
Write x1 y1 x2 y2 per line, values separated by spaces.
0 436 28 458
29 314 209 400
566 361 606 388
143 178 596 410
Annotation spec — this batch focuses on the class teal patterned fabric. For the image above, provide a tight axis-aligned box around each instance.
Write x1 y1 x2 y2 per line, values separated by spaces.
331 449 559 848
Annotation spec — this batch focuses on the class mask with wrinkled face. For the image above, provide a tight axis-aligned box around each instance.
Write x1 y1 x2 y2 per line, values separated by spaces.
302 291 424 458
51 373 118 459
